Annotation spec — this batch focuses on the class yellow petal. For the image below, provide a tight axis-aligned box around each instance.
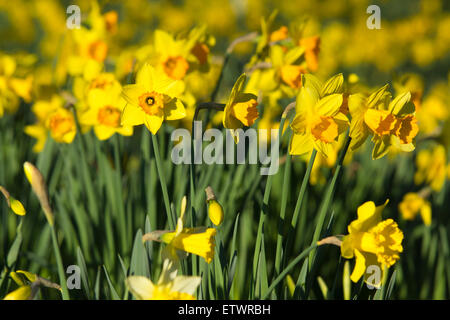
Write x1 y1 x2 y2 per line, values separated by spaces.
171 276 202 296
135 64 155 91
289 133 314 156
126 276 154 300
341 235 354 259
3 286 31 300
144 115 164 135
94 125 116 141
121 84 146 107
420 202 432 226
350 249 366 283
315 94 343 117
164 98 186 121
320 73 344 97
121 104 145 126
10 198 26 216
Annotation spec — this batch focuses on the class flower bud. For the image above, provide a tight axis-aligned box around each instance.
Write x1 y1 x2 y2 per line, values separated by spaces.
23 162 54 226
0 186 26 216
205 186 224 226
208 200 224 226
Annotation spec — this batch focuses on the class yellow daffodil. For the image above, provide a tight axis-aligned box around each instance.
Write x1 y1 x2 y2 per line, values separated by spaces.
0 186 26 216
393 73 424 111
146 28 208 81
223 73 259 143
270 26 289 43
349 85 419 159
79 85 133 140
3 270 60 300
127 259 201 300
161 227 216 264
341 200 403 287
289 73 349 158
414 144 449 192
67 27 108 79
72 72 122 113
0 54 33 117
25 95 77 152
399 192 432 226
299 36 320 72
4 271 36 300
121 63 186 134
143 197 216 264
416 83 449 135
3 285 31 300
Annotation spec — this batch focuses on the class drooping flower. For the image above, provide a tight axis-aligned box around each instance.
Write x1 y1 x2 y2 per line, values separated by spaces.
127 259 201 300
348 85 419 159
341 200 403 287
121 63 186 134
399 192 432 226
414 144 449 192
222 73 259 143
0 186 26 216
289 73 349 158
3 270 60 300
143 197 216 264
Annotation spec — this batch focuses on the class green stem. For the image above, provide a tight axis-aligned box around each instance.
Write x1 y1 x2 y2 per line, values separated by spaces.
112 135 127 253
262 244 318 300
309 135 351 262
50 226 69 300
283 148 317 267
274 140 291 285
304 135 352 296
71 108 99 226
151 133 175 231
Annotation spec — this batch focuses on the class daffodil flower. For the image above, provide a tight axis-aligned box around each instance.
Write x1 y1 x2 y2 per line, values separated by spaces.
399 192 432 226
414 144 449 192
341 200 404 287
3 270 60 300
143 197 216 264
349 85 419 159
289 73 349 158
0 54 33 117
121 63 186 134
127 259 201 300
298 36 320 72
79 85 133 140
223 73 259 143
24 95 77 152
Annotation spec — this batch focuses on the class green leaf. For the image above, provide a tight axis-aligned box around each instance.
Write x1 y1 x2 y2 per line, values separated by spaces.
6 230 22 268
76 247 92 299
102 265 120 300
129 229 150 278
